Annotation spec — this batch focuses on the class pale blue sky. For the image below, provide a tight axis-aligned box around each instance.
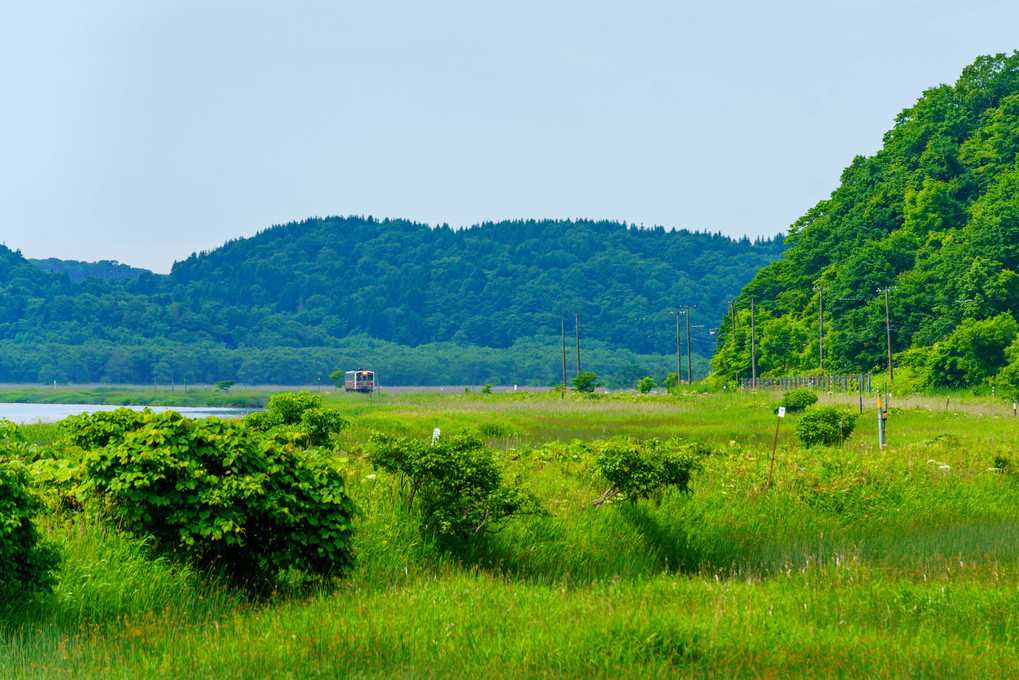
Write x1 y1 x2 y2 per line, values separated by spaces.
2 1 1017 272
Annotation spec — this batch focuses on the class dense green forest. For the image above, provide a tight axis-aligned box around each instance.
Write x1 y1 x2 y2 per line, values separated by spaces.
712 52 1019 396
29 258 146 283
0 220 783 386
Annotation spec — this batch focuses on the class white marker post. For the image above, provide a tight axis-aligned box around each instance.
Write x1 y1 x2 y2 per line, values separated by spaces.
769 407 785 489
431 428 441 446
878 391 887 449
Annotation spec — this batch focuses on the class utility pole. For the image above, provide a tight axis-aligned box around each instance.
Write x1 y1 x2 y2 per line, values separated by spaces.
685 306 693 384
575 314 581 375
878 288 894 384
813 286 826 372
750 297 757 388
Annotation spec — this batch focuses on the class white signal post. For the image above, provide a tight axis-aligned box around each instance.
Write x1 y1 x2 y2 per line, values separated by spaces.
878 388 888 449
769 407 785 489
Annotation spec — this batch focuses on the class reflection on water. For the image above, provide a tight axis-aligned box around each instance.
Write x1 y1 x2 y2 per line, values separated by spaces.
0 403 259 425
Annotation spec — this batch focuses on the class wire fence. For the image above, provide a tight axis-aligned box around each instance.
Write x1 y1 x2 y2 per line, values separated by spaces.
739 374 873 393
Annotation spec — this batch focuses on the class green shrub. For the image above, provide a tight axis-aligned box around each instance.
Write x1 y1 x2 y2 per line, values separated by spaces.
0 444 60 595
637 377 656 394
0 417 46 464
366 431 543 539
593 437 706 505
795 405 858 447
61 408 153 450
0 418 27 450
535 439 591 463
245 391 347 447
477 421 513 437
778 388 818 413
571 371 604 393
27 456 85 511
81 411 358 586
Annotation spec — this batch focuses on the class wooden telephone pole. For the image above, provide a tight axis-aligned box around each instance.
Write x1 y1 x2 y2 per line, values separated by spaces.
878 288 894 383
685 306 693 384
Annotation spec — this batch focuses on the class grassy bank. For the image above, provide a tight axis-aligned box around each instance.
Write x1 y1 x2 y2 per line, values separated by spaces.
4 389 1019 678
0 386 272 408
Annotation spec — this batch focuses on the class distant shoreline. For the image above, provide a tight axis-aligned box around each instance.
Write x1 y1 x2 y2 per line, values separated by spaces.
0 383 554 408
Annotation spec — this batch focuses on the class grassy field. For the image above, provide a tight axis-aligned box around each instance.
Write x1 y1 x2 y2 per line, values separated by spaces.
3 388 1019 678
0 385 273 409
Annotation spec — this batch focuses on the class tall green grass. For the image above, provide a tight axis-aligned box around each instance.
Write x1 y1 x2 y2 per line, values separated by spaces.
5 389 1019 678
0 386 269 408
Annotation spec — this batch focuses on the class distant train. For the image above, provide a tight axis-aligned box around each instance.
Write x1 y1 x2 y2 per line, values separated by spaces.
344 369 375 393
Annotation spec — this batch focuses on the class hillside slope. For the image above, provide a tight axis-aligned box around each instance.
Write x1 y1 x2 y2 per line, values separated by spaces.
712 52 1019 394
0 220 783 386
168 217 783 354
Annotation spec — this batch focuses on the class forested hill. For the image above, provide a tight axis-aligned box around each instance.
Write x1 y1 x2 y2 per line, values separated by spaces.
712 52 1019 393
1 220 783 386
168 218 784 353
30 258 147 283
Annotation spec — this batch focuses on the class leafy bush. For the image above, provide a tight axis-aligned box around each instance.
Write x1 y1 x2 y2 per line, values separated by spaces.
637 377 656 394
994 343 1019 402
245 391 347 447
1 421 60 595
26 456 85 511
795 405 858 447
366 431 543 539
993 454 1012 474
477 420 513 437
571 371 604 393
593 437 706 505
663 372 679 389
61 408 153 450
778 389 818 413
0 417 48 465
534 439 591 463
80 411 358 586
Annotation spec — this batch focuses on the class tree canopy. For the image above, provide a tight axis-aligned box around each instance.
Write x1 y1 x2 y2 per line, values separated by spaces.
713 52 1019 392
0 220 783 386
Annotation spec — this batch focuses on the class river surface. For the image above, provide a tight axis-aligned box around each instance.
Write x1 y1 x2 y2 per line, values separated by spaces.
0 403 258 425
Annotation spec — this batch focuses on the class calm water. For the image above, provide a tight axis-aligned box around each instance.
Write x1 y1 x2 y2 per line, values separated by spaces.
0 403 258 425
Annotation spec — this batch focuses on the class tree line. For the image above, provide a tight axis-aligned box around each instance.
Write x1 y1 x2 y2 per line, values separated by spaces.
0 218 770 386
